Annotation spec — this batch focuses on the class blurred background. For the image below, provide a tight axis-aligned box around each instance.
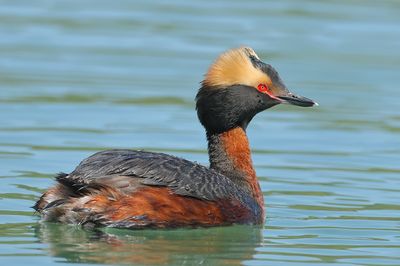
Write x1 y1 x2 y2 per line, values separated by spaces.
0 0 399 265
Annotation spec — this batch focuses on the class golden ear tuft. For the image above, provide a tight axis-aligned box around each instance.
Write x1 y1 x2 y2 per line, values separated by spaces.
202 47 269 88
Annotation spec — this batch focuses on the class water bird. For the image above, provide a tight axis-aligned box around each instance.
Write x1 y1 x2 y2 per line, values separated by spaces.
34 47 317 229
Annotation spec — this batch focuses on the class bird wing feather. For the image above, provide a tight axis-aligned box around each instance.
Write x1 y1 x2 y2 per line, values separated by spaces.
63 149 257 209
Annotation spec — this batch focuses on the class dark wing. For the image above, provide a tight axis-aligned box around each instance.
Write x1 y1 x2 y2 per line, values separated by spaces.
63 149 259 212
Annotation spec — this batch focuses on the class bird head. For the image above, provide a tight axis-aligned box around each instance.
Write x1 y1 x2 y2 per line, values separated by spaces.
196 47 317 134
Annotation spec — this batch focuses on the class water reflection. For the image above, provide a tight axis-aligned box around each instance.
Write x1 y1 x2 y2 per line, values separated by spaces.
35 223 263 265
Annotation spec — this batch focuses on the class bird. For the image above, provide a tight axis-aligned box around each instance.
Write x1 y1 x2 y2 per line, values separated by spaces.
33 47 317 229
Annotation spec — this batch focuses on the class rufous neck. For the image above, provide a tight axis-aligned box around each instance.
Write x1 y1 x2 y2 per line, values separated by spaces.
207 127 263 205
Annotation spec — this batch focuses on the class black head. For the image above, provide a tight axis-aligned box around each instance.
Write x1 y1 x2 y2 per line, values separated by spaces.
196 47 317 134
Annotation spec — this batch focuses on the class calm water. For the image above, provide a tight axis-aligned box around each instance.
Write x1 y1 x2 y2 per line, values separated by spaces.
1 0 399 265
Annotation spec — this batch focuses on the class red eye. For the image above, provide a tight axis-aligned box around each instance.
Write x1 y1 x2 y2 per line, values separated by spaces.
257 83 269 93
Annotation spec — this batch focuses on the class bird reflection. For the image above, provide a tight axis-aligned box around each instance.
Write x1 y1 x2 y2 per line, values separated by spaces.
35 223 263 265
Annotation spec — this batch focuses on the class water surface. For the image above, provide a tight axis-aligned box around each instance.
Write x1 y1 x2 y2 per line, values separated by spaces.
0 0 399 265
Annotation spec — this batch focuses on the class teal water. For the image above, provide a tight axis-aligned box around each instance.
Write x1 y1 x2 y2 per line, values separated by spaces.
1 0 399 265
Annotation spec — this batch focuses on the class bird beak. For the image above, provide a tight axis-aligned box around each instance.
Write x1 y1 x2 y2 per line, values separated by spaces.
277 92 318 107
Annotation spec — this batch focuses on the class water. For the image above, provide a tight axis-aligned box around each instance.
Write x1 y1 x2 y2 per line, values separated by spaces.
0 0 399 265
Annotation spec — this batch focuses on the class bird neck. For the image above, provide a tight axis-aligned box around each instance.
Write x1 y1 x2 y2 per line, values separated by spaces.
207 127 264 206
